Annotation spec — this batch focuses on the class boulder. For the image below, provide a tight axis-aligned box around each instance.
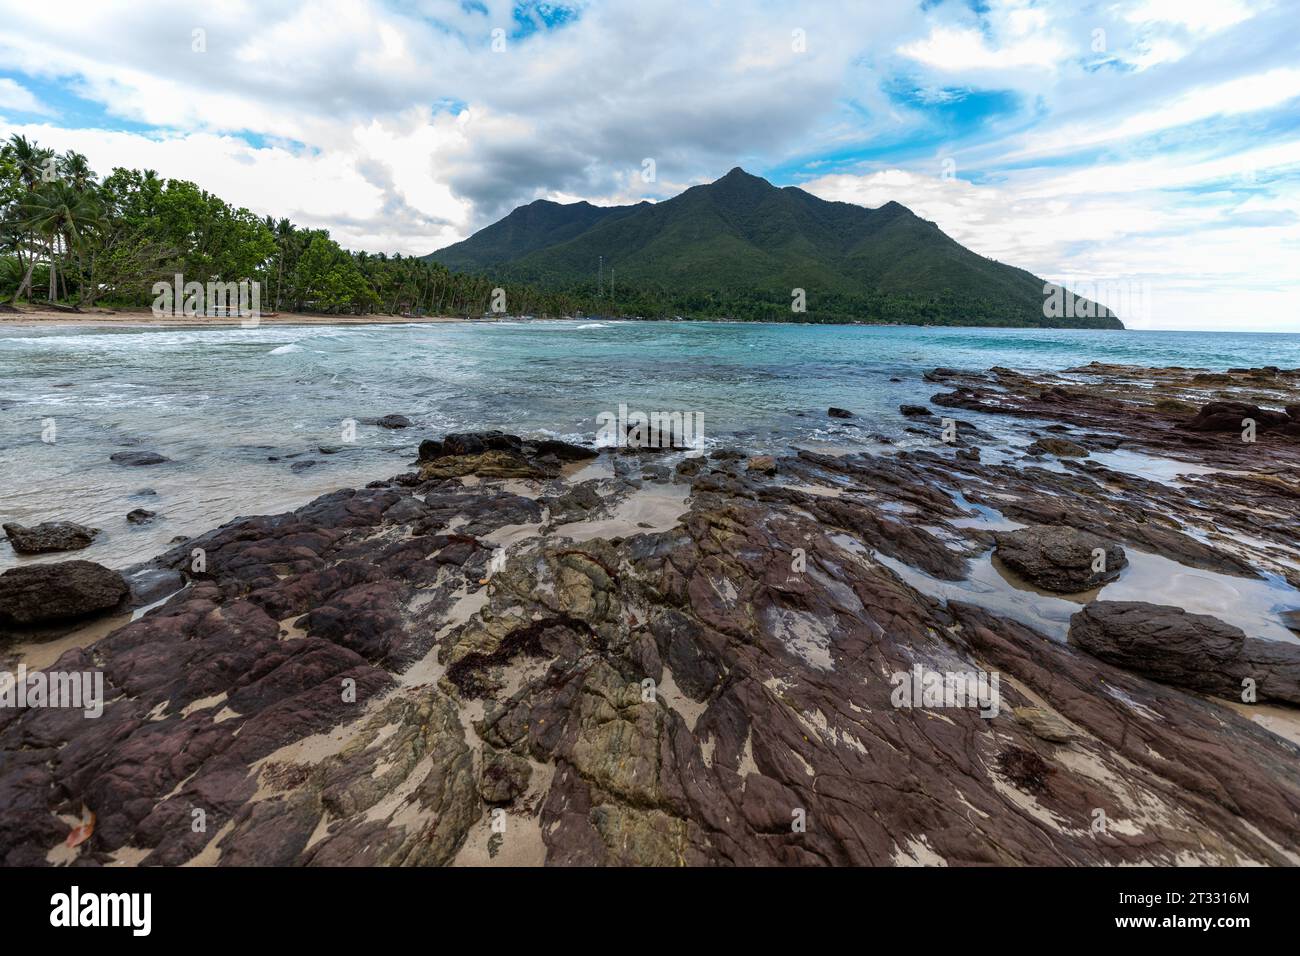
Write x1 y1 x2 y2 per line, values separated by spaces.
827 407 854 419
746 455 777 475
531 439 598 462
899 404 934 418
1180 401 1291 433
993 526 1126 593
375 414 412 429
2 521 99 554
0 560 129 627
442 431 521 456
419 431 596 474
126 509 158 525
1069 601 1300 704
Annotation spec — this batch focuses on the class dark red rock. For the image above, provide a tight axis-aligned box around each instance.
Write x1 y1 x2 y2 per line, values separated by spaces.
994 526 1126 592
1181 401 1291 433
0 560 128 628
1069 601 1300 704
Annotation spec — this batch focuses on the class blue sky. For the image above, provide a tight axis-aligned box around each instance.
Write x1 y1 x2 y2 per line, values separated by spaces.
1 0 1297 330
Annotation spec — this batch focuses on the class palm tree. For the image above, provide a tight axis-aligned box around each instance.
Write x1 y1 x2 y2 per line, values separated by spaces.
58 151 95 192
274 217 295 310
1 135 57 299
2 135 53 192
13 182 105 304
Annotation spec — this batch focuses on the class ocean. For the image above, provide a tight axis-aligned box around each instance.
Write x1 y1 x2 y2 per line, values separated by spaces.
2 319 1298 571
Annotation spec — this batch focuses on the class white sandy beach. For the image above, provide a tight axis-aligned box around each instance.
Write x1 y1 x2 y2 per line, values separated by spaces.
0 306 476 327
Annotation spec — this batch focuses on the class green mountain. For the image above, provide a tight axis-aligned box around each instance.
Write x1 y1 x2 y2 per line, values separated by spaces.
429 198 648 273
427 167 1122 328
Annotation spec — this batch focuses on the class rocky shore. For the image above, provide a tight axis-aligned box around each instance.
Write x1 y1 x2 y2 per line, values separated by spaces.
2 362 1299 866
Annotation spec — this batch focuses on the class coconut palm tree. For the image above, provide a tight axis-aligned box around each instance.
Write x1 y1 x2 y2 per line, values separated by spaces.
12 181 106 304
2 134 54 192
58 151 95 192
1 135 58 299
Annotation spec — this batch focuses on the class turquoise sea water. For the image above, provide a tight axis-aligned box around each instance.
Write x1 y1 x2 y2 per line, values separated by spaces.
2 320 1298 570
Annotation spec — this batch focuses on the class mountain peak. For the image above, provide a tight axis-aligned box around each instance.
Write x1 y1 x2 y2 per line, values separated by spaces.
877 199 912 216
718 166 765 183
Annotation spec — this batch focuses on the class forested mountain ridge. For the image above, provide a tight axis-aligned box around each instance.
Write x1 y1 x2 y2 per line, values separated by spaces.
428 167 1122 328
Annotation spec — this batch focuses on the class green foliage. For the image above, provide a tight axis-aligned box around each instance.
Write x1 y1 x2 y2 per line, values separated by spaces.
0 134 578 316
429 167 1124 329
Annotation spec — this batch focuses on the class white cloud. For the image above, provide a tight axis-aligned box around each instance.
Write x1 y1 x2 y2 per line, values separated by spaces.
0 0 1295 329
1125 0 1257 33
897 26 1068 72
0 77 49 115
802 135 1300 332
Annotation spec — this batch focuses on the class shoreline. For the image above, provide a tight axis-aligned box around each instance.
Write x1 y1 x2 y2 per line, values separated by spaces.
0 307 1208 332
0 307 475 328
3 309 1295 334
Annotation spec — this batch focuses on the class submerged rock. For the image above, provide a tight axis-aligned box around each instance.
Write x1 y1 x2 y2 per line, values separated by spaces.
0 560 128 628
2 521 99 554
993 526 1126 593
110 451 170 466
827 406 854 418
126 509 158 525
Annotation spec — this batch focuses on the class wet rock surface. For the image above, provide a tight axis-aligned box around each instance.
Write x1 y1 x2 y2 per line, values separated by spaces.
109 451 170 466
2 521 100 555
2 363 1299 867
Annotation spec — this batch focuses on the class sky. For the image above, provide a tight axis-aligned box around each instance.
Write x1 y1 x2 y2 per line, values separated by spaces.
1 0 1297 331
